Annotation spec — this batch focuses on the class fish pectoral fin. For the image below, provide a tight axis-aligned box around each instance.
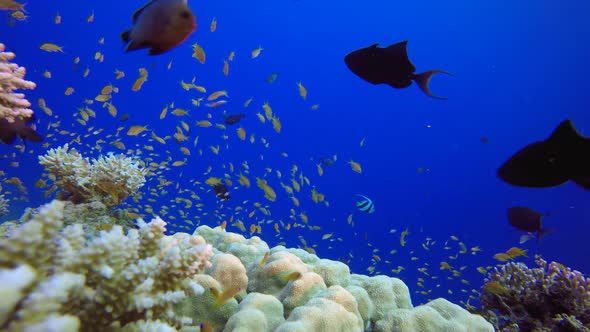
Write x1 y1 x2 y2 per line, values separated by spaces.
149 45 169 55
413 70 451 99
125 40 150 52
121 30 131 43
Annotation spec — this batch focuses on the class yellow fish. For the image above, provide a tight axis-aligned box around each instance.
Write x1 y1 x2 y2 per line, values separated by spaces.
127 125 148 136
192 43 206 63
207 90 228 101
0 0 25 10
348 160 362 173
251 46 263 58
297 81 307 99
210 17 217 32
223 60 229 76
40 43 64 52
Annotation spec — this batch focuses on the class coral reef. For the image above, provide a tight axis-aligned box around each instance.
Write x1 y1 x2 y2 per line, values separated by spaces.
1 201 493 331
0 200 213 331
176 225 493 332
0 42 36 123
38 144 148 208
480 257 590 331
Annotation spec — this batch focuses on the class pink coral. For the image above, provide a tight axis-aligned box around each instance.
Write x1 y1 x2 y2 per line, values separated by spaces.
0 43 36 123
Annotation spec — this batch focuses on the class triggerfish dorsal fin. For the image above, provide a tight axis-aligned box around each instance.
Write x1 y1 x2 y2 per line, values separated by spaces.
413 70 452 99
384 41 413 69
548 120 583 147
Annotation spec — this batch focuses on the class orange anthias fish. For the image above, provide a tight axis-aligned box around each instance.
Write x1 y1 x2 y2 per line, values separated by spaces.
122 0 197 55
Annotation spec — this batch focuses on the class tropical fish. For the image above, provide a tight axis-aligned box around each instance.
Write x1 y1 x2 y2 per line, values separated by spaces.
121 0 196 55
0 116 43 145
344 41 449 99
0 0 25 10
213 183 230 201
497 120 590 190
356 194 375 214
320 156 335 167
210 287 241 308
223 113 245 125
507 206 553 241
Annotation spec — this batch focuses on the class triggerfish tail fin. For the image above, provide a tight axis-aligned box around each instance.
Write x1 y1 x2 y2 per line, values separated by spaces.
413 70 451 99
537 228 554 243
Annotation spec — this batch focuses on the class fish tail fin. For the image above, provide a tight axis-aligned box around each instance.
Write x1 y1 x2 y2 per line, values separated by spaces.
413 70 451 99
121 30 131 43
537 228 554 243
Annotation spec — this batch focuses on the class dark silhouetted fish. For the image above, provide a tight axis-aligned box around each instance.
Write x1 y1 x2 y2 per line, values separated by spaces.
122 0 196 55
213 183 230 201
344 41 450 99
497 120 590 190
223 113 245 125
0 116 43 145
507 206 552 241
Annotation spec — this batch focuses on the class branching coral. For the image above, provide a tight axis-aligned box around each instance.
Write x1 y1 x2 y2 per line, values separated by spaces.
480 257 590 331
0 200 213 331
38 144 148 208
0 42 36 123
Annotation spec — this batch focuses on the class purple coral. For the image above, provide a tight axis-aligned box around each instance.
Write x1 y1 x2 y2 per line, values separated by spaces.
480 257 590 332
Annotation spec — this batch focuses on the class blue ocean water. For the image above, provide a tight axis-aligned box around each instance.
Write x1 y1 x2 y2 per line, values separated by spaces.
1 0 589 310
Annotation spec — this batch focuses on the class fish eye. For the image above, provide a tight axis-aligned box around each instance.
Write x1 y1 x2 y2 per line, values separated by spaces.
180 11 191 19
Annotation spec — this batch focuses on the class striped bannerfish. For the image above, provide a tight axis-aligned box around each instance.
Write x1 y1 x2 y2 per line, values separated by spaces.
356 194 375 214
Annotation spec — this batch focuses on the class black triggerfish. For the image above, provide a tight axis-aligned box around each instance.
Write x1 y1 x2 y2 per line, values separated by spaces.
497 120 590 190
507 206 553 241
344 41 450 99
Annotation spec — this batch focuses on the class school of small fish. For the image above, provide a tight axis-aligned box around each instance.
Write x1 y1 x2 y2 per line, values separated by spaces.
0 0 568 309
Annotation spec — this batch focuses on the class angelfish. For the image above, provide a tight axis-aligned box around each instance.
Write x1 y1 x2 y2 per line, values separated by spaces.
344 41 450 99
122 0 196 55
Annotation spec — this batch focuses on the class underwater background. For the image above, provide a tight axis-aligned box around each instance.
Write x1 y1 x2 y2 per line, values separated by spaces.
1 0 589 310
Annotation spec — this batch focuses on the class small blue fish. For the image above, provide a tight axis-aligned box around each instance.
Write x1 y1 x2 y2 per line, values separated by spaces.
356 194 375 214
